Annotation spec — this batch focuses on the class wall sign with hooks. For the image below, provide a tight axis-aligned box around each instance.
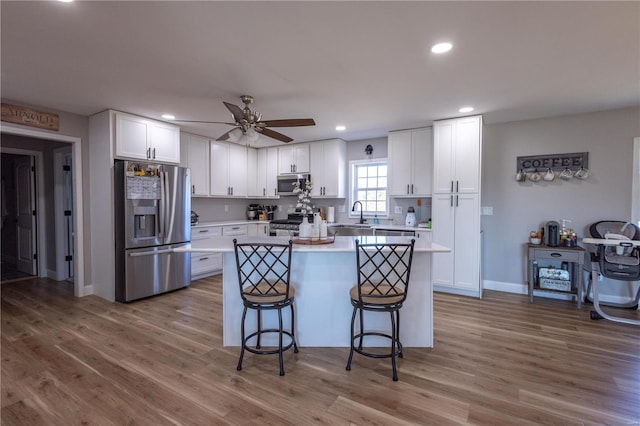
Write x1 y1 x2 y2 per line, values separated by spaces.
516 152 588 173
515 152 589 182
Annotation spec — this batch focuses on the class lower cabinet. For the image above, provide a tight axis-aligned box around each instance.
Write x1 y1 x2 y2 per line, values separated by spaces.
191 226 223 279
247 223 269 236
431 193 481 297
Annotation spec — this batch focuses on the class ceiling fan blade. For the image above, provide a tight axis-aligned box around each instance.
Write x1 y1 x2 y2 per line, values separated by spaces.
216 128 236 141
260 127 293 143
223 101 246 123
260 118 316 127
173 119 237 125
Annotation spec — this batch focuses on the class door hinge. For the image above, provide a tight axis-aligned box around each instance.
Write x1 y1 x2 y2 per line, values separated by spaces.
63 165 71 172
65 255 73 262
31 166 35 172
32 210 36 216
64 210 72 216
33 254 37 260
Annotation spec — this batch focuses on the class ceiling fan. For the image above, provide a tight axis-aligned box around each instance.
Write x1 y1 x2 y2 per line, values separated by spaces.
175 95 315 143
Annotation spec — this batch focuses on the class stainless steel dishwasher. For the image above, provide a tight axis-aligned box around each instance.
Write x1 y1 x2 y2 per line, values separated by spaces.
374 229 416 237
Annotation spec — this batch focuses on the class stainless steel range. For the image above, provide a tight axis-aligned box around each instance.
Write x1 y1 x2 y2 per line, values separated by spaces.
269 214 314 236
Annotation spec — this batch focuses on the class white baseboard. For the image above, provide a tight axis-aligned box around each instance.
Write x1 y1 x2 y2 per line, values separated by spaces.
433 285 481 298
47 268 67 281
483 279 638 307
82 284 94 296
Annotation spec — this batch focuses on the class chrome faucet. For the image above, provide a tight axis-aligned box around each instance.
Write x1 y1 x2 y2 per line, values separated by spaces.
352 201 365 224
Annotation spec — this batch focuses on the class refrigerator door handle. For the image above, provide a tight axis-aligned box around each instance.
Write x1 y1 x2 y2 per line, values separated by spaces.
158 171 166 239
129 248 174 257
164 170 176 244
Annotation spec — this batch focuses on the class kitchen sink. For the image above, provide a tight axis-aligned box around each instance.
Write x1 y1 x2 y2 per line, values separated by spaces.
328 224 374 236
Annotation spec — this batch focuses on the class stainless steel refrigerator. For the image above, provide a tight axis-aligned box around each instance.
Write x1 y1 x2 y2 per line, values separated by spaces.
114 160 191 302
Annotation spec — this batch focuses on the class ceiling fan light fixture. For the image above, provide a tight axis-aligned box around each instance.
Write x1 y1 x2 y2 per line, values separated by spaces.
228 127 243 142
431 42 453 54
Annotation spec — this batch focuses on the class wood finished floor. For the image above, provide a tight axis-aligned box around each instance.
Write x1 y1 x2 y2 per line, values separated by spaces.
1 276 639 425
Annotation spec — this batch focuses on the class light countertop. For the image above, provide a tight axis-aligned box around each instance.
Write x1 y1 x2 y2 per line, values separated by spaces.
192 220 432 232
177 235 449 253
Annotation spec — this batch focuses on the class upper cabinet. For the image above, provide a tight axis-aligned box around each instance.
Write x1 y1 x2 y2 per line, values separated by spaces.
388 127 433 197
114 111 180 164
278 143 310 174
249 146 279 198
433 115 482 194
310 139 347 198
210 141 248 197
180 133 210 196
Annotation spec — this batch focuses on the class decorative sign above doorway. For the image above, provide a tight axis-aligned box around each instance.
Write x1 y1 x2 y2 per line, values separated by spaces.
1 103 59 131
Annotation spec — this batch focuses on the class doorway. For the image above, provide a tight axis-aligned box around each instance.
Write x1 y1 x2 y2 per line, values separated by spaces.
1 126 84 297
1 153 37 281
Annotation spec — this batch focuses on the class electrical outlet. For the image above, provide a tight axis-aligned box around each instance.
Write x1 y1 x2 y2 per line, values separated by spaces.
481 206 493 215
338 205 345 213
395 206 402 214
224 205 229 212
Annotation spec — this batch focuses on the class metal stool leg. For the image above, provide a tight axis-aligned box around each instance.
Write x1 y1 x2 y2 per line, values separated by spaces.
290 303 299 353
277 308 285 376
390 310 398 381
346 306 357 371
396 310 403 358
237 307 248 371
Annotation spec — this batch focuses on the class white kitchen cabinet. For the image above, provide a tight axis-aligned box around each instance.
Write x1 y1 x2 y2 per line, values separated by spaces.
222 224 248 236
310 139 347 198
250 147 279 197
433 115 482 194
191 226 223 279
388 128 433 197
278 143 310 174
431 115 482 298
431 193 480 294
210 141 248 197
114 111 180 164
180 133 210 196
247 223 269 236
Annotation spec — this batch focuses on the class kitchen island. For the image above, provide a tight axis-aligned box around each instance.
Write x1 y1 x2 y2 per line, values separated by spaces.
178 236 449 347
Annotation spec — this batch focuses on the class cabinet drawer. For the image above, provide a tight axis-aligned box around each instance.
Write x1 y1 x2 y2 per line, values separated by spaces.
191 253 222 276
192 226 222 240
223 225 247 236
531 248 580 262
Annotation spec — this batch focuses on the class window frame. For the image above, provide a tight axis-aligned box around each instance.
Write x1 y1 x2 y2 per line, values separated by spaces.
349 158 389 220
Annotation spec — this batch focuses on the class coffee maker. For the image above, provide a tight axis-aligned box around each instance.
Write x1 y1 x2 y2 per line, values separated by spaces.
247 204 260 220
546 220 559 247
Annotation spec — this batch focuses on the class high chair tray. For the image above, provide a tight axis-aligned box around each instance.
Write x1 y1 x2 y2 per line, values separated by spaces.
583 238 640 246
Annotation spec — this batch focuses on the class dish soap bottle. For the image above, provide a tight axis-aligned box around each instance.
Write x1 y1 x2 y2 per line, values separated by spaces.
299 216 311 238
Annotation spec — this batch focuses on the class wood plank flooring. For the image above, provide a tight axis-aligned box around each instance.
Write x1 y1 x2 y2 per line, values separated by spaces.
2 276 639 425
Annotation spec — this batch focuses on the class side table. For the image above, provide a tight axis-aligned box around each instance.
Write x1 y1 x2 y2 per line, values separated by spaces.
527 244 585 309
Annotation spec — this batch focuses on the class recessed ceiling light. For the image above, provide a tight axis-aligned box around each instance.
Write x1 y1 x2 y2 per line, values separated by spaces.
335 125 346 131
459 106 474 113
162 114 175 120
58 0 74 3
431 42 452 54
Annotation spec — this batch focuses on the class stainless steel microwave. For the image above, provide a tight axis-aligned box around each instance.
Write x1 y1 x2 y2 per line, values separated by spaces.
277 173 311 195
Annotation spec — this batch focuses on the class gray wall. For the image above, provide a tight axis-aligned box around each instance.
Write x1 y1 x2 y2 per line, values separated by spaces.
481 106 640 297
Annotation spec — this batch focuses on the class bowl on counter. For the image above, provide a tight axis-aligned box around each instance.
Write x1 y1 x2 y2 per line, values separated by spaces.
530 237 542 245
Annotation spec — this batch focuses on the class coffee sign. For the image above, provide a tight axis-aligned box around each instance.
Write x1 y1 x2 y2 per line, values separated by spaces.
1 103 59 131
516 152 588 172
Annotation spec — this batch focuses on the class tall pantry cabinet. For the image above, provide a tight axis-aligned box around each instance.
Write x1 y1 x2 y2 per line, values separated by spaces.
432 115 483 298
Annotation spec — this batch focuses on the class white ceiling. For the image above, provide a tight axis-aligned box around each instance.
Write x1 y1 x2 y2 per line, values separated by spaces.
1 1 639 146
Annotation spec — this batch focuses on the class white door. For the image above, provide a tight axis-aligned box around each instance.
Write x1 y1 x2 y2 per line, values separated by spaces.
454 116 481 193
186 135 210 196
15 156 36 275
210 141 230 196
431 193 455 287
411 128 433 196
433 120 455 194
149 122 180 164
63 152 74 280
115 113 149 160
388 130 412 196
228 143 248 196
453 193 480 289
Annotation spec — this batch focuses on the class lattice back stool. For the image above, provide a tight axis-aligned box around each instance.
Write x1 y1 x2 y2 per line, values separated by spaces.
233 239 299 376
346 238 415 381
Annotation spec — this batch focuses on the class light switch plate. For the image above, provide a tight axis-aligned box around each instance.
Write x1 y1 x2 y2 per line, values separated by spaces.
481 206 493 215
395 206 402 214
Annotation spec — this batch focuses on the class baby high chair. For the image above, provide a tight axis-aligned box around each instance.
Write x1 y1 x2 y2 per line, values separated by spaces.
582 220 640 326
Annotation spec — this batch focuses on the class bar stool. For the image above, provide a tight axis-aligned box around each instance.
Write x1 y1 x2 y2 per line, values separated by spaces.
233 239 299 376
346 238 415 381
